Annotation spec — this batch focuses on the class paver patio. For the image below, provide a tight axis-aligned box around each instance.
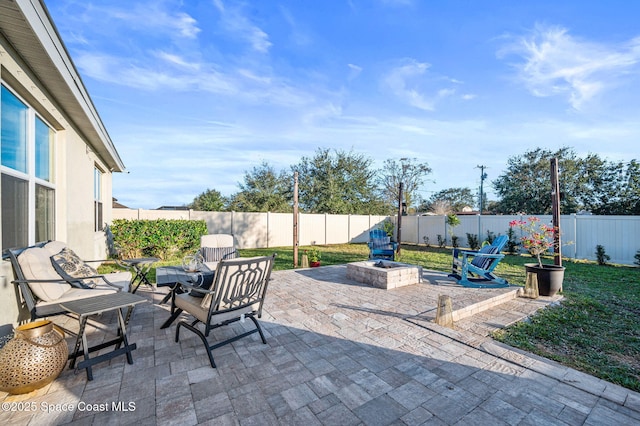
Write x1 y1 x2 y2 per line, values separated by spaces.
1 265 639 425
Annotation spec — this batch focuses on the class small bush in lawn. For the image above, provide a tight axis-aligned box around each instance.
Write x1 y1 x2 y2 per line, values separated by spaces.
595 245 611 265
466 233 479 250
634 249 640 266
437 234 445 248
506 227 519 255
485 230 496 245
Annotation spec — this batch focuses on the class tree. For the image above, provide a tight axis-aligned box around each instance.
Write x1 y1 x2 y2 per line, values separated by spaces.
227 162 292 212
189 188 226 211
428 187 475 213
293 148 386 214
493 147 598 214
494 148 639 215
378 158 432 213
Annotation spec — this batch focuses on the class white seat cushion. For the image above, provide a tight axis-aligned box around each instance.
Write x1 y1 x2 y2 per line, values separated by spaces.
43 240 68 256
200 234 234 248
18 247 71 301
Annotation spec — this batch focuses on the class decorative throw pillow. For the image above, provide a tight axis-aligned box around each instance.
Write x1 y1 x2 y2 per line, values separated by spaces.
201 246 237 263
50 247 99 288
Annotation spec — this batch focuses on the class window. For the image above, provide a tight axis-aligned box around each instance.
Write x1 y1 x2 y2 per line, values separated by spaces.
94 167 103 232
1 84 55 248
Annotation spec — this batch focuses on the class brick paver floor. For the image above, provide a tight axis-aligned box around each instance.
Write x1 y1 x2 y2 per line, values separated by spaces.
1 265 638 425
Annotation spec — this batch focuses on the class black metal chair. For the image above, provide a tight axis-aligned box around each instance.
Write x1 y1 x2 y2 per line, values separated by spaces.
171 254 276 368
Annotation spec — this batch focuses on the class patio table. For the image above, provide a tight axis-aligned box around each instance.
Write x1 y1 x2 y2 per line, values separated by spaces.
61 292 147 380
156 265 214 328
121 257 159 293
156 264 214 306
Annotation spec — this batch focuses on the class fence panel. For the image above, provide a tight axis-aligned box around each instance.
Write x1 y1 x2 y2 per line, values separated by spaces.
266 213 293 248
575 215 640 264
299 214 326 246
191 211 233 234
325 214 349 244
112 209 640 265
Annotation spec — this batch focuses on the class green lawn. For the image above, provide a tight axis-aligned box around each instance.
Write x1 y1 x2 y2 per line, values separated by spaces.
108 243 640 392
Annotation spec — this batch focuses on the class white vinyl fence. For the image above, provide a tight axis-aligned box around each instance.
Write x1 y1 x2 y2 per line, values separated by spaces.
113 209 640 265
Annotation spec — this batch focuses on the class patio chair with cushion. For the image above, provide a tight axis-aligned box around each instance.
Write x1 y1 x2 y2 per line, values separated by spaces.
200 234 239 271
368 229 397 261
448 235 509 288
5 241 132 321
172 254 276 368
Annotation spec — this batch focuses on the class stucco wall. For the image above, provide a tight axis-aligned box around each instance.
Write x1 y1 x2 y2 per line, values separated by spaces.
0 36 114 328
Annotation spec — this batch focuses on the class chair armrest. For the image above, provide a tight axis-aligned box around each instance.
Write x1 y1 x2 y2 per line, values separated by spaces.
177 281 213 296
76 274 124 290
461 252 503 259
221 250 238 260
12 278 70 284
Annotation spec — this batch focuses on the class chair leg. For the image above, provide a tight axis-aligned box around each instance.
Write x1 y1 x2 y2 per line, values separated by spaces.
249 316 267 344
161 308 183 329
175 320 216 368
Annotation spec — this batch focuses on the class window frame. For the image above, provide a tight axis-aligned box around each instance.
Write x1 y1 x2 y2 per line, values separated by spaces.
94 166 104 232
1 82 56 246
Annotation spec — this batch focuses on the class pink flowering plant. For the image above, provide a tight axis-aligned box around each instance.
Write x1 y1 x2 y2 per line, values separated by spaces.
509 216 557 267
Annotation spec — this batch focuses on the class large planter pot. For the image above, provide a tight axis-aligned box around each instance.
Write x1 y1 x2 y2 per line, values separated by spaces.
0 320 68 394
524 263 565 297
310 261 321 268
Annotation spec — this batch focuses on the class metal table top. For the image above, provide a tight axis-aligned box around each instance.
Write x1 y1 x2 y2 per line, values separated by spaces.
60 292 147 316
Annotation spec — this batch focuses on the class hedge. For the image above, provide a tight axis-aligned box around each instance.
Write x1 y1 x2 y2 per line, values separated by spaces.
110 219 208 260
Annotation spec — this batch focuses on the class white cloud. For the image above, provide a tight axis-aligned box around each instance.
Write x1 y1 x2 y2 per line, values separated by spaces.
348 63 363 80
108 3 200 39
214 1 272 53
499 24 640 110
383 59 460 111
154 51 201 71
384 60 435 110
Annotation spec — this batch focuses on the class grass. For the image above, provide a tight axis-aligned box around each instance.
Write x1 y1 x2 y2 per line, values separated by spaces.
104 243 640 392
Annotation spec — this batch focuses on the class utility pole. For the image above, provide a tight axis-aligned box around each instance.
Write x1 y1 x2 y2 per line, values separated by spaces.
477 165 487 241
396 182 403 256
293 172 299 268
477 165 487 213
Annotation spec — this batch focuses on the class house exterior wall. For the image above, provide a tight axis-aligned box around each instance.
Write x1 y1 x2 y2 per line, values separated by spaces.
0 5 118 329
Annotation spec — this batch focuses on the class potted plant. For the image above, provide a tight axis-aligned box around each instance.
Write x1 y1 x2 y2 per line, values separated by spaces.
306 247 321 267
509 217 565 296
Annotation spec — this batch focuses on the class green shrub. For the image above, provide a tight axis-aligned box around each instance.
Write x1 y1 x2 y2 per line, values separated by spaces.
485 230 496 245
381 219 395 237
466 233 479 250
110 219 207 260
506 227 519 255
595 245 611 266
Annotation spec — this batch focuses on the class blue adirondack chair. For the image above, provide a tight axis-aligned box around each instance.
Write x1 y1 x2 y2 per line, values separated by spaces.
448 235 509 288
368 229 398 260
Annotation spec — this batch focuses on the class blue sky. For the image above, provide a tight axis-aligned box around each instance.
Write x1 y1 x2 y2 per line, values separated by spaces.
48 0 640 209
